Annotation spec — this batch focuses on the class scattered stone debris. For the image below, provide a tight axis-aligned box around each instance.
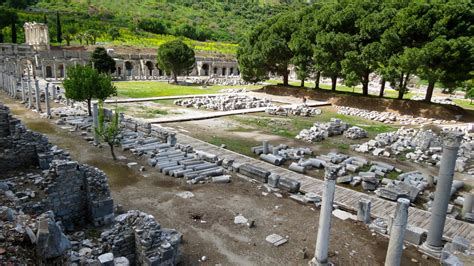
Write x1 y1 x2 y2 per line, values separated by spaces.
352 127 473 174
265 105 321 117
234 214 248 224
265 234 288 247
336 106 456 125
176 191 195 199
296 118 349 142
174 94 273 111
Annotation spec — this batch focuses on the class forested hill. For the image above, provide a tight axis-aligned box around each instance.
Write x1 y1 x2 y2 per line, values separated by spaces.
1 0 309 44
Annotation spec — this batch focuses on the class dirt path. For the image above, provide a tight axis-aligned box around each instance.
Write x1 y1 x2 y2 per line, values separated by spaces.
1 95 431 265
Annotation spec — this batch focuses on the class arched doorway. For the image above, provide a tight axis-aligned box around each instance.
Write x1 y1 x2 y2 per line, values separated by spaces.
230 67 234 76
46 66 52 78
145 61 154 76
125 61 133 76
201 64 209 76
222 67 226 76
117 67 122 76
213 67 217 75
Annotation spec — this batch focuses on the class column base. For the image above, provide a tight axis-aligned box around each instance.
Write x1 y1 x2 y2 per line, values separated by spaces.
308 257 334 266
419 242 442 259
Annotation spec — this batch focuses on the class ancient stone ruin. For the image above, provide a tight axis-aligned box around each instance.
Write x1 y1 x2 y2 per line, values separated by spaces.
0 102 181 265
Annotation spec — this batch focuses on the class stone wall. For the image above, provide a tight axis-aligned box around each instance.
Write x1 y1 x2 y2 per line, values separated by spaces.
101 210 182 265
40 160 114 229
0 103 50 172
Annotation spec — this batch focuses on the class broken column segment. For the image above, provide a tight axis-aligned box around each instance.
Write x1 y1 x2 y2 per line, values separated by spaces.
238 164 270 183
312 164 340 265
421 131 464 257
385 198 410 266
357 198 371 224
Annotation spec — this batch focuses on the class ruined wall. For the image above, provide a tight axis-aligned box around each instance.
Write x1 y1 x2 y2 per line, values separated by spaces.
0 103 50 172
102 210 182 265
41 160 114 229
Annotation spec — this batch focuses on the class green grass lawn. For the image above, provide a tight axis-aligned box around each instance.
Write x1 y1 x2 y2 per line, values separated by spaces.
229 108 397 139
114 81 262 98
453 99 474 110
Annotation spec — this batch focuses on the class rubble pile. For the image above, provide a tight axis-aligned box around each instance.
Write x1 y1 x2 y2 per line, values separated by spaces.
265 105 322 117
336 106 455 125
296 118 350 142
352 127 473 173
174 94 273 111
101 210 182 265
251 142 312 166
375 171 429 202
343 126 368 139
187 77 255 86
219 88 248 93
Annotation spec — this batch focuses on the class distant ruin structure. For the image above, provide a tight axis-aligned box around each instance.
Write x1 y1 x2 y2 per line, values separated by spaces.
24 22 50 51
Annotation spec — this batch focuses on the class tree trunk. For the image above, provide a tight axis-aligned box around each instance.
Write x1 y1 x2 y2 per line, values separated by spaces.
66 39 70 46
87 98 92 116
315 71 320 90
0 33 3 43
379 79 385 97
173 72 178 84
283 73 289 86
300 79 304 87
331 75 337 91
362 71 370 96
424 79 436 103
397 73 405 100
109 143 117 160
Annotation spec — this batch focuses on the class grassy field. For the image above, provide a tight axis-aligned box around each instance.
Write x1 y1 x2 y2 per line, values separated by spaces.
266 80 414 99
229 108 397 140
114 81 261 98
453 99 474 110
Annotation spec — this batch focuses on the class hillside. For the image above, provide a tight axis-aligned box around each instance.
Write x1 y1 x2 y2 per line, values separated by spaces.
0 0 309 55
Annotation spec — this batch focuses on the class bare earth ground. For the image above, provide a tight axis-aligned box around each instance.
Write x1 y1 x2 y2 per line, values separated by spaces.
0 95 432 265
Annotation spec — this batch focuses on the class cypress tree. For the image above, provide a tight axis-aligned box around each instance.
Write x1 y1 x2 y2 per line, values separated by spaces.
56 12 62 43
43 14 47 25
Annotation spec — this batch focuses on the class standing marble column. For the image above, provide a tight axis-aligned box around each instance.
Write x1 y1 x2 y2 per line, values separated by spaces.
262 140 269 155
312 164 340 266
385 198 410 266
34 79 41 112
27 73 33 109
421 131 464 257
21 78 26 103
44 83 51 117
10 75 15 97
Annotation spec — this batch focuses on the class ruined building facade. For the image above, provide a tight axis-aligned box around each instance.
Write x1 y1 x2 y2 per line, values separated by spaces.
0 22 240 82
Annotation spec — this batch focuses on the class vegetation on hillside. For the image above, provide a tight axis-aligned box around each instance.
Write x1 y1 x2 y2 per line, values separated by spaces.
238 0 474 103
0 0 308 54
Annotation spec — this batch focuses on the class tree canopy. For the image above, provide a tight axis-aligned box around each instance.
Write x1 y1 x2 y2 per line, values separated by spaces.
156 39 196 83
63 65 116 116
91 47 116 74
238 0 474 102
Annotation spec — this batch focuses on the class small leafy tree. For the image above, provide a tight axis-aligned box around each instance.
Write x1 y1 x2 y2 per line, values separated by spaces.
95 101 121 160
108 27 120 41
91 47 116 74
64 26 78 46
466 88 474 104
63 65 117 116
156 39 195 83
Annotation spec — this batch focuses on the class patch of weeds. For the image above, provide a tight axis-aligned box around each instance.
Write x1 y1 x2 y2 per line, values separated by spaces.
359 165 371 172
85 227 101 239
386 171 400 180
201 135 257 158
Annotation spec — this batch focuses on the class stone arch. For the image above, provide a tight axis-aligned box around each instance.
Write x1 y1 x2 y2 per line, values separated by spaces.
125 61 133 76
145 61 154 76
201 63 209 76
46 66 52 78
